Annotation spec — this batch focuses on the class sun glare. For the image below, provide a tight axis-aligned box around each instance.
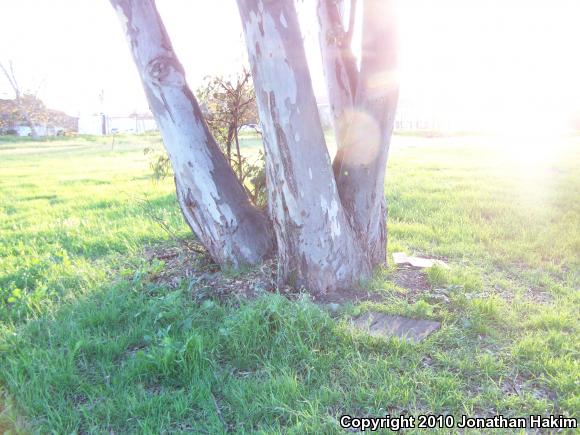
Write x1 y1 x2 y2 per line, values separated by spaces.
395 0 580 137
0 0 578 140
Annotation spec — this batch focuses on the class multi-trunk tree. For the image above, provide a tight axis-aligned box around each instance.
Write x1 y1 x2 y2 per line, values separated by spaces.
109 0 398 295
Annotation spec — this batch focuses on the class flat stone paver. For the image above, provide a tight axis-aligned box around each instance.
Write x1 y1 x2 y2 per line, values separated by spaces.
392 252 448 269
351 311 440 343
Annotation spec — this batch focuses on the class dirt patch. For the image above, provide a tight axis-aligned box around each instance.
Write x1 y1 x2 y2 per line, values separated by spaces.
145 240 397 305
315 266 435 305
144 240 283 302
501 373 557 403
393 266 431 298
0 390 28 433
144 240 212 287
144 241 445 307
522 288 554 304
495 263 557 305
312 287 387 305
390 266 455 305
498 287 554 305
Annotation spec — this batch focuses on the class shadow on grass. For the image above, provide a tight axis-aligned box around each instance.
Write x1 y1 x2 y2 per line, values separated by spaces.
1 249 576 433
1 273 355 433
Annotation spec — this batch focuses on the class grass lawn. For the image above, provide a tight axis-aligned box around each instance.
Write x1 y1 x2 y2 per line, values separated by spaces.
0 133 578 433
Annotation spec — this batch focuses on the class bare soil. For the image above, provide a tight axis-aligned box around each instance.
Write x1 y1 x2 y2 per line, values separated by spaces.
144 240 443 307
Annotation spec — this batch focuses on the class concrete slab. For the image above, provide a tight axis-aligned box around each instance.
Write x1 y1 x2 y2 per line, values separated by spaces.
351 311 440 343
392 252 448 269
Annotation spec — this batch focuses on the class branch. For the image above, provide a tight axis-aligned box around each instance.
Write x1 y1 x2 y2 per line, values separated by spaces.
238 97 254 109
9 61 20 92
0 62 18 95
345 0 357 47
33 75 47 99
239 70 251 88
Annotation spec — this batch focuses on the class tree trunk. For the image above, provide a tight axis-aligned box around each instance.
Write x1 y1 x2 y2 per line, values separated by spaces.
237 0 371 294
110 0 274 266
19 102 39 139
316 0 357 140
317 0 399 266
226 124 234 163
234 123 243 181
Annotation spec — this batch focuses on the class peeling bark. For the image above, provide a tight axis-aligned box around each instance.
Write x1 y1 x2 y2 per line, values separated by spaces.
110 0 274 266
318 0 399 266
237 0 371 294
316 0 357 138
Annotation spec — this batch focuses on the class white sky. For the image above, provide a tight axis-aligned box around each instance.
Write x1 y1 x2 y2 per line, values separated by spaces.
1 0 579 130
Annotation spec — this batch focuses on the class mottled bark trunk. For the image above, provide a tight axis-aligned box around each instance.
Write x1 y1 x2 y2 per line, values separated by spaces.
316 0 357 139
237 0 371 294
318 0 399 266
110 0 274 266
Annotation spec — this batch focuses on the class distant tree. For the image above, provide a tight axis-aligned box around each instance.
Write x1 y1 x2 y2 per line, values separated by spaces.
110 0 398 295
0 99 16 131
0 61 44 138
196 69 258 181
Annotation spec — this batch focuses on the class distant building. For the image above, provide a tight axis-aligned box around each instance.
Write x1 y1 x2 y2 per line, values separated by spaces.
395 101 440 131
77 113 158 135
0 97 77 136
315 94 445 132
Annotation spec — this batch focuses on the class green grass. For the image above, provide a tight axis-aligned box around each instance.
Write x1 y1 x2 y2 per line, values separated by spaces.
0 133 578 433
